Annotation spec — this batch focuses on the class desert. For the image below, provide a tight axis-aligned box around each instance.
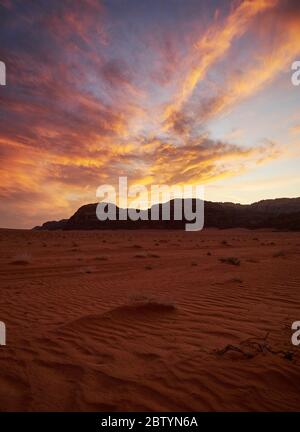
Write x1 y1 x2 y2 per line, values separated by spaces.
0 227 300 411
1 0 300 417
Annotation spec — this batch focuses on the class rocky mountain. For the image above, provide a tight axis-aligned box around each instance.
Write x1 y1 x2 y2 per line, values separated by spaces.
33 219 68 231
33 197 300 231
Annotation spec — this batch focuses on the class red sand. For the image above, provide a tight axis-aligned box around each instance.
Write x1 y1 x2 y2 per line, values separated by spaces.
0 228 300 411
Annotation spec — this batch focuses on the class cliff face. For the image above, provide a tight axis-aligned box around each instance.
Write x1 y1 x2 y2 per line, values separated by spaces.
33 197 300 231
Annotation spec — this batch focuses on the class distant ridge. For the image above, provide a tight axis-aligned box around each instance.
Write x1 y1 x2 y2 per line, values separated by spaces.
33 197 300 231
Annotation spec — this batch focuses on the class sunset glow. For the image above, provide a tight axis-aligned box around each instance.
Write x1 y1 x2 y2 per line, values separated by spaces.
0 0 300 228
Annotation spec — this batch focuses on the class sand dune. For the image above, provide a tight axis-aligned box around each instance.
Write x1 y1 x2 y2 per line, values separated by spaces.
0 228 300 411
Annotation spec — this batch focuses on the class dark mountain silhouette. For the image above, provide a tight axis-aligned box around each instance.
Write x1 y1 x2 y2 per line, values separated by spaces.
33 197 300 231
33 219 68 231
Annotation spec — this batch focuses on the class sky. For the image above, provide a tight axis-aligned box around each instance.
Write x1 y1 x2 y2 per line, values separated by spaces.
0 0 300 228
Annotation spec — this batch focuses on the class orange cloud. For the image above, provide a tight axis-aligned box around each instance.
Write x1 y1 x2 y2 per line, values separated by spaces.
197 18 300 121
0 0 296 228
163 0 278 127
290 124 300 135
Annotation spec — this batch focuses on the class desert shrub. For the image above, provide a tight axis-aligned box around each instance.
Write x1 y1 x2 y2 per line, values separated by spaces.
247 258 259 263
134 253 147 258
219 257 240 266
128 293 176 311
10 253 31 265
229 277 243 283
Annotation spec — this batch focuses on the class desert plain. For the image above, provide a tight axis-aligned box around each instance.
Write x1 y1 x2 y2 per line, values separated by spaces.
0 228 300 411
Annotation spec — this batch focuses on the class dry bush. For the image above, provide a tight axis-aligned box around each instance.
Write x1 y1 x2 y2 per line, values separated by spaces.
128 292 176 311
132 244 142 249
219 257 240 266
147 253 160 258
134 253 147 258
215 333 293 361
228 277 243 283
246 258 259 263
10 253 31 265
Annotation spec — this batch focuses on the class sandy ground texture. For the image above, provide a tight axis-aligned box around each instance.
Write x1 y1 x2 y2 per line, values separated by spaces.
0 228 300 411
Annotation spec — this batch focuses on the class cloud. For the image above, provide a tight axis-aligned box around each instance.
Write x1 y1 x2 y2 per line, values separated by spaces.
163 0 278 128
194 5 300 121
290 124 300 135
0 0 295 227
